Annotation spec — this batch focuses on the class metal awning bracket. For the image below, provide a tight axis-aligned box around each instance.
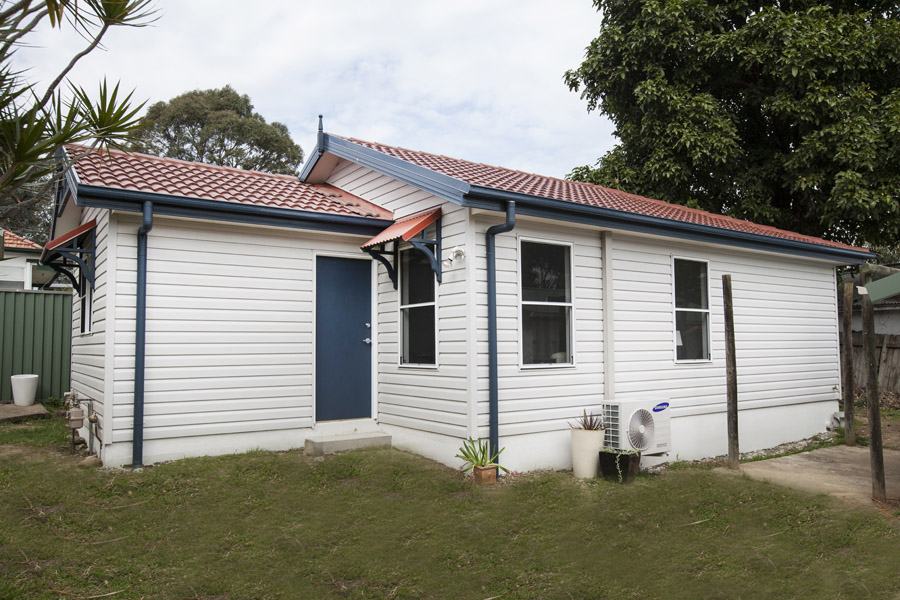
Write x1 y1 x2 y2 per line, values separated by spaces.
42 226 96 295
366 240 399 290
408 217 442 283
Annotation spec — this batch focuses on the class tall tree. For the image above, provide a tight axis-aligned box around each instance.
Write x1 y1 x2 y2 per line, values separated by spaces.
565 0 900 247
3 179 52 243
0 0 154 228
130 86 304 175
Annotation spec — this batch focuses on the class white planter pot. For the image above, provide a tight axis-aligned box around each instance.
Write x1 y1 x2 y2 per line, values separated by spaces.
571 428 607 478
11 374 39 407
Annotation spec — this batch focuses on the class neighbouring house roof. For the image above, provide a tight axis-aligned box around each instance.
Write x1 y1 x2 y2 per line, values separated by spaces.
2 230 41 251
70 147 393 220
302 133 870 263
361 207 441 250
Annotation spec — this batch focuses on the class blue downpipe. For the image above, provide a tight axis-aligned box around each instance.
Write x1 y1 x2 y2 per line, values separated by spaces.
486 201 516 459
132 201 153 469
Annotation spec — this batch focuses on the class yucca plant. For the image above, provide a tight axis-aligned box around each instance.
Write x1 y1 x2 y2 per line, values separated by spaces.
570 409 605 430
0 0 156 224
455 437 508 473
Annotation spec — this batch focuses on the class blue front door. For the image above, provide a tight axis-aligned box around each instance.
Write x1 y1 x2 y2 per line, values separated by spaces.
316 256 372 421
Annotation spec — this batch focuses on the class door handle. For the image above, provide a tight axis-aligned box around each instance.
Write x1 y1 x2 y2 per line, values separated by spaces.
363 338 372 344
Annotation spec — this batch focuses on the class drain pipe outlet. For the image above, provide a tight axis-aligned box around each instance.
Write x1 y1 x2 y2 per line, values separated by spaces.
133 201 153 469
486 201 516 459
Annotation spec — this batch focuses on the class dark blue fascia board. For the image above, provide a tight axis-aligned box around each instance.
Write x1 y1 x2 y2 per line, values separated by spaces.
75 185 392 236
50 167 81 239
299 143 323 181
56 169 78 218
464 186 872 264
300 134 471 204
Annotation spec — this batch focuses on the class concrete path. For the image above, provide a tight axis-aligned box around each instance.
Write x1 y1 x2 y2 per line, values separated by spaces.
0 402 48 424
739 445 900 507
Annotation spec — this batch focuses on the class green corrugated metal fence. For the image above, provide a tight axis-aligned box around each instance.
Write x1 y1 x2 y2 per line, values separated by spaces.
0 290 72 403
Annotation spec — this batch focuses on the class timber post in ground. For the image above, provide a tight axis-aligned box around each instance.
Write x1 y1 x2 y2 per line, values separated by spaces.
841 282 855 445
723 274 739 469
860 266 886 503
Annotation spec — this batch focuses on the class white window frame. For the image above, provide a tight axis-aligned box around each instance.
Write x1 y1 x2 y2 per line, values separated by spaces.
672 256 711 363
398 245 438 368
518 236 575 369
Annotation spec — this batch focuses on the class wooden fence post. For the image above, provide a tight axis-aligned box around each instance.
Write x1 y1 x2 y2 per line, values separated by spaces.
841 282 855 445
860 267 887 503
723 275 739 469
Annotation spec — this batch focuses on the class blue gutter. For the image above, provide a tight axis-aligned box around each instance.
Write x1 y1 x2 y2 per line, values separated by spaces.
75 185 392 237
132 201 153 469
486 201 516 460
463 186 873 265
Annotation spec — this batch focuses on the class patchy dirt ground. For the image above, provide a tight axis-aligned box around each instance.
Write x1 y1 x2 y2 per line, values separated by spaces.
852 388 900 450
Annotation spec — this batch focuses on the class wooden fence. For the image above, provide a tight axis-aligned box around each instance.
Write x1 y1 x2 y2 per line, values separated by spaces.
846 331 900 392
0 290 72 403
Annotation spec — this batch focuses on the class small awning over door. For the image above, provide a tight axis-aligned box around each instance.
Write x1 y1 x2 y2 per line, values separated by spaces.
40 220 97 294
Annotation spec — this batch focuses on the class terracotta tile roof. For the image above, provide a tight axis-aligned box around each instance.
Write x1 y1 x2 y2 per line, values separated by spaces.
71 147 392 220
3 229 42 250
344 137 864 253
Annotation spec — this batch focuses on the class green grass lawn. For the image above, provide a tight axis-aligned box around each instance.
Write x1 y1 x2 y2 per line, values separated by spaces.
1 418 898 600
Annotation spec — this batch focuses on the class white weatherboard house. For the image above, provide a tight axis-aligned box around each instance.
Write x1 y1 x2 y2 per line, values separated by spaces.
0 229 54 289
45 125 871 470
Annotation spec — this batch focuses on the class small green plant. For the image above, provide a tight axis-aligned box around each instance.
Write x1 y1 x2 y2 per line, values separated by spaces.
570 409 605 430
455 437 508 473
43 396 64 410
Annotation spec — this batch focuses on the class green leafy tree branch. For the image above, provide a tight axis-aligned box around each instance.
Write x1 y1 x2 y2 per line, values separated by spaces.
565 0 900 246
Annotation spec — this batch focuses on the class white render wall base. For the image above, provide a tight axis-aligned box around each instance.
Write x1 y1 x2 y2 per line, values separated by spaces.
95 397 838 469
100 428 310 467
499 429 573 473
669 399 839 462
380 423 466 470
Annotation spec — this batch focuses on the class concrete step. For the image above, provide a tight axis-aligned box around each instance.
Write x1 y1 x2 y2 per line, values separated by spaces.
304 432 391 457
0 402 49 424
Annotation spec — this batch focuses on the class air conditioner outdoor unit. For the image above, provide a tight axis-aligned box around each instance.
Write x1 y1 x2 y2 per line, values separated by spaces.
603 400 672 455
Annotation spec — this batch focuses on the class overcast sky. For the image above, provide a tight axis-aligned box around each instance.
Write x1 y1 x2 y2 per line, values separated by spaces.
17 1 616 178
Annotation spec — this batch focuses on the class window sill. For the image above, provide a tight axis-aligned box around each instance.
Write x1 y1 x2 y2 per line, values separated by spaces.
674 359 712 365
398 363 438 370
520 363 576 370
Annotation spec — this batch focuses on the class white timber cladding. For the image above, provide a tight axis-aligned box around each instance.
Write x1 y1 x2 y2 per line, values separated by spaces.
70 206 108 426
610 234 841 415
326 158 471 438
109 215 365 443
473 214 605 438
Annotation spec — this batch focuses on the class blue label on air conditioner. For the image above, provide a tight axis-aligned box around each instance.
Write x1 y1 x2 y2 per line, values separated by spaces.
652 402 670 412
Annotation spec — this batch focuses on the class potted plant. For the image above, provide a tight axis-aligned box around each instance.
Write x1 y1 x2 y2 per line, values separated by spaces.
570 410 607 478
598 447 641 483
456 437 508 484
